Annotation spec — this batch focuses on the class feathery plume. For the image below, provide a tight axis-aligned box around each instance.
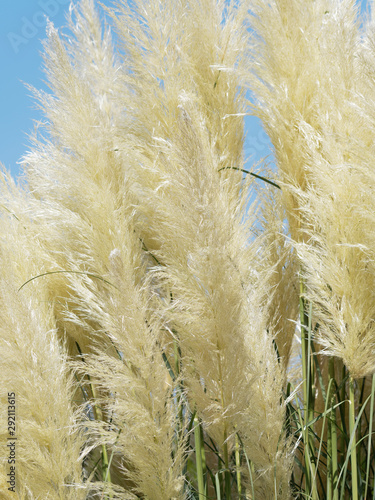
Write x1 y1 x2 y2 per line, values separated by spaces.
248 0 375 379
0 171 86 499
21 1 187 496
109 0 293 493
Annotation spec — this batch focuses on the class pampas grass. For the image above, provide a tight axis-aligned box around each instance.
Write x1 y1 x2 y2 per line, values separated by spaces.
1 0 375 498
0 171 86 499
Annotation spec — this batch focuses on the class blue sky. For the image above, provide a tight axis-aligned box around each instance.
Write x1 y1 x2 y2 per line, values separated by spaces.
0 0 369 180
0 0 73 178
0 0 113 179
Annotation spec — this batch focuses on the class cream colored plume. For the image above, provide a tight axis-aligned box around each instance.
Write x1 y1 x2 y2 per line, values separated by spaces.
0 171 86 499
248 0 375 379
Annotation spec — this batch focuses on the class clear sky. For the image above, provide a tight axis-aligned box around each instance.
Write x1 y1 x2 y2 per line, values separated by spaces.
0 0 369 180
0 0 112 179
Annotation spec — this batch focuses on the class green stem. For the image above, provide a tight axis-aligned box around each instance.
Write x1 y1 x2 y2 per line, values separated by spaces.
349 376 358 500
364 374 375 500
328 357 338 500
300 280 309 419
299 278 318 499
90 383 112 487
235 433 242 498
217 166 281 189
216 347 231 499
75 342 112 495
18 269 116 292
173 338 184 439
223 431 231 500
194 415 206 500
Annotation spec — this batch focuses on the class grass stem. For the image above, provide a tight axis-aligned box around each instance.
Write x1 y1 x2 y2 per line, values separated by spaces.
349 376 358 500
194 415 206 500
235 433 242 498
364 374 375 500
299 278 318 499
328 357 338 500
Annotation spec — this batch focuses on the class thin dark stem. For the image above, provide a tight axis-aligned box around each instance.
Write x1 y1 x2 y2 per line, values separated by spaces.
218 166 281 189
18 270 116 292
